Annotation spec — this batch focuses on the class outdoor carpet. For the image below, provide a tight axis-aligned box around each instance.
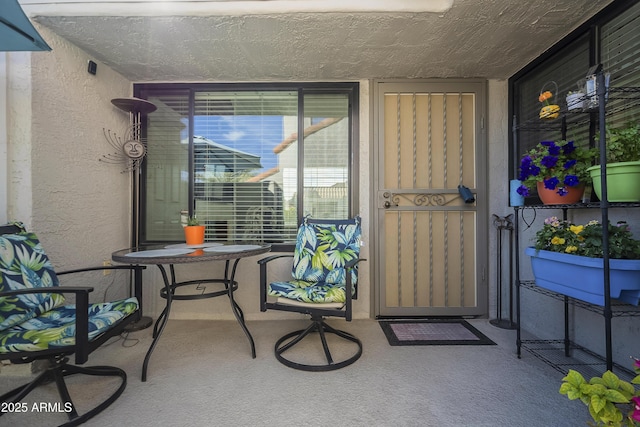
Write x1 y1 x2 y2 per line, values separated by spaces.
379 319 496 346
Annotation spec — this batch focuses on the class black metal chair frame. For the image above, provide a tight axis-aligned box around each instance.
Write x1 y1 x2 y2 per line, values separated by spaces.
0 223 145 426
259 254 364 372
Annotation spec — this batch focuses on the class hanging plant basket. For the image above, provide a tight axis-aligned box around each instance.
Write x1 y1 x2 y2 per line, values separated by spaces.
539 81 560 120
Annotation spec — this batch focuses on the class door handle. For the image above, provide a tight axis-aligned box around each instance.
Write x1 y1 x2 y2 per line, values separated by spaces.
382 192 397 209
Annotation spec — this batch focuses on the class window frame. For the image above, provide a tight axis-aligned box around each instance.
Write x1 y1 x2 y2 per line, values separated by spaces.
133 82 360 252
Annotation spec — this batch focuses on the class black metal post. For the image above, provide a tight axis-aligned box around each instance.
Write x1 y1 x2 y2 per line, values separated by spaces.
490 214 516 329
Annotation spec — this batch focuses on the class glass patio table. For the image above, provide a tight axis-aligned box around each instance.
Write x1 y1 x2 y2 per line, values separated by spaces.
112 242 271 381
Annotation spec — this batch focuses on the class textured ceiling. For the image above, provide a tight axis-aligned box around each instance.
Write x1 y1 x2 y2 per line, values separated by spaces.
27 0 615 82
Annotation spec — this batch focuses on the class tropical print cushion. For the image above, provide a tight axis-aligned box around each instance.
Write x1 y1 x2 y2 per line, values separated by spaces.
269 217 361 303
269 280 349 303
0 232 66 332
0 297 139 354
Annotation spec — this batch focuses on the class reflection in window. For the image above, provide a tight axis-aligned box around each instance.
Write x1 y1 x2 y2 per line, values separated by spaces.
137 84 358 247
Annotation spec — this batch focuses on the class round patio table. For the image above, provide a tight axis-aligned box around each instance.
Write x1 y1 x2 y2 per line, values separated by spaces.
112 243 271 381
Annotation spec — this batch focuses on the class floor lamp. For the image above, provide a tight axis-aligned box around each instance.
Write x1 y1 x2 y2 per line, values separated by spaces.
106 97 158 331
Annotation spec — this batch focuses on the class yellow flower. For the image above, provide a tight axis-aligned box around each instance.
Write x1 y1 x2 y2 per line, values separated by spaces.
569 225 584 235
565 246 578 253
551 236 565 245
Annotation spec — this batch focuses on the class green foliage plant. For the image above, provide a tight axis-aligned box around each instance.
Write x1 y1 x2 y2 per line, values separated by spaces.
601 123 640 164
560 358 640 426
186 216 200 226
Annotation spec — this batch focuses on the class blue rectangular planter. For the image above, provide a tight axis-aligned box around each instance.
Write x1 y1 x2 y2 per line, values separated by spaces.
525 247 640 306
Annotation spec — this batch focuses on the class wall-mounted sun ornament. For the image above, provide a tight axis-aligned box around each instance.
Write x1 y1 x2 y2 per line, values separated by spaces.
101 97 157 173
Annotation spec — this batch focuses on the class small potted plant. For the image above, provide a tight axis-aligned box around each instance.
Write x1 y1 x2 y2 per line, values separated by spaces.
566 90 586 111
516 140 597 204
560 357 640 426
183 216 205 245
587 122 640 202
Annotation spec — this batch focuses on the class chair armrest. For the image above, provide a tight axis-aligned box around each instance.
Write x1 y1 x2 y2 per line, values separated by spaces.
257 254 293 265
344 258 367 319
0 286 93 298
258 254 294 311
345 258 366 269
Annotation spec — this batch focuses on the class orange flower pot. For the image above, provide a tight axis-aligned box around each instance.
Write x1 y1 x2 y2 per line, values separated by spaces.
184 225 205 245
537 182 584 205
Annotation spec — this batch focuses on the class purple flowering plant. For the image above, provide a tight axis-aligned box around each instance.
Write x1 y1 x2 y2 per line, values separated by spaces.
516 140 597 197
560 358 640 426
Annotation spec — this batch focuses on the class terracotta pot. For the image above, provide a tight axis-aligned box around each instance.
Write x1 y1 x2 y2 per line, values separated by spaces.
536 182 584 205
184 225 205 245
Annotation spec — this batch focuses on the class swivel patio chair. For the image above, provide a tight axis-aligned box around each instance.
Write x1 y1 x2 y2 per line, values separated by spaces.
0 222 143 426
258 216 364 371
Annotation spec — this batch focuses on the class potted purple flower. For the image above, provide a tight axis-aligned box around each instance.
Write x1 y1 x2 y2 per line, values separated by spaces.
516 140 597 204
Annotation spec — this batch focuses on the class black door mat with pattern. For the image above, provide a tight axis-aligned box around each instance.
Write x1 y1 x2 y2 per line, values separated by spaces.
379 319 496 346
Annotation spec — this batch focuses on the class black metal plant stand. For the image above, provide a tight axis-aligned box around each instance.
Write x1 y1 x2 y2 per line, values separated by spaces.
490 214 516 329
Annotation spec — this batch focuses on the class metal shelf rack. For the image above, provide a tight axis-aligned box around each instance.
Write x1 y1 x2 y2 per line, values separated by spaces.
513 73 640 379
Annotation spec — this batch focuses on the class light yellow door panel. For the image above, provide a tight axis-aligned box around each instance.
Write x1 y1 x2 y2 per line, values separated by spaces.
376 81 486 317
383 211 477 309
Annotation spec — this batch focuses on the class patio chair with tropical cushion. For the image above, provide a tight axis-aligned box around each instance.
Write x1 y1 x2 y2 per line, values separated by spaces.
0 222 144 426
258 216 364 371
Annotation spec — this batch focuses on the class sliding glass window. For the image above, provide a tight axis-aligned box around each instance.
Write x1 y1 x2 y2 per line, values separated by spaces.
136 83 358 249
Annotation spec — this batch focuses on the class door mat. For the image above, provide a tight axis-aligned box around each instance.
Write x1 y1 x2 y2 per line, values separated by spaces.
379 319 496 346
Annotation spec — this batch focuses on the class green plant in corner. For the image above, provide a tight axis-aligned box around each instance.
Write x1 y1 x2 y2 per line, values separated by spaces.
560 358 640 426
601 123 640 164
186 216 200 226
587 122 640 203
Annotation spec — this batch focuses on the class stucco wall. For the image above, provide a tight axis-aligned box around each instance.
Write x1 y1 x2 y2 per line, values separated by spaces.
16 26 133 300
486 79 511 322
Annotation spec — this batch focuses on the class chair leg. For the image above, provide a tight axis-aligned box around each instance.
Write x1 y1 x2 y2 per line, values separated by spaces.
274 316 363 372
0 357 127 426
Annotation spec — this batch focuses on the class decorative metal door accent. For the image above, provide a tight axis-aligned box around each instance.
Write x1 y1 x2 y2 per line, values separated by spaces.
375 81 487 317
